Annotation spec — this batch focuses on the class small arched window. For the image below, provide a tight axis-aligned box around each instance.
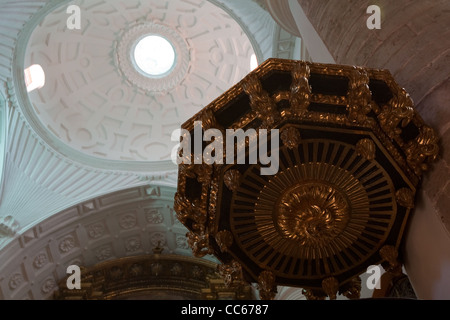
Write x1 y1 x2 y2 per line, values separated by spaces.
24 64 45 92
250 53 258 71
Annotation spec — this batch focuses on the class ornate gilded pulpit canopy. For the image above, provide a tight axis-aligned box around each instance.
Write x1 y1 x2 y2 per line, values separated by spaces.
174 59 439 299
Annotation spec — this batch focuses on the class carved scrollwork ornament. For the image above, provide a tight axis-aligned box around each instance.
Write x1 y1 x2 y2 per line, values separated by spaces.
396 188 415 209
276 182 350 247
347 67 372 124
174 193 206 228
179 164 196 179
290 61 311 114
378 87 415 139
321 277 339 300
356 138 376 161
340 277 361 300
380 245 398 264
380 245 402 275
280 127 301 149
217 260 244 288
194 164 213 184
196 108 219 131
223 169 241 191
187 231 212 258
242 74 279 128
405 126 439 176
302 288 326 300
215 230 233 252
258 271 277 300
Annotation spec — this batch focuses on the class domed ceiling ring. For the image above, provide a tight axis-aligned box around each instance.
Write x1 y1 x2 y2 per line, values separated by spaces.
115 21 190 93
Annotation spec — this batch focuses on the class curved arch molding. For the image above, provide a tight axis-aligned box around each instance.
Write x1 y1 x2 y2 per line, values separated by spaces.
0 185 212 300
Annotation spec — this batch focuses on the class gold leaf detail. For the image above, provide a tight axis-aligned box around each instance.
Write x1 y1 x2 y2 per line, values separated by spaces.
217 260 243 288
223 169 241 191
356 138 376 161
290 61 311 114
347 67 372 123
379 245 401 275
215 230 233 253
258 271 277 300
321 277 339 300
276 183 350 247
187 231 212 258
242 74 279 128
405 126 439 176
280 127 301 149
396 188 415 209
378 87 415 139
340 277 361 300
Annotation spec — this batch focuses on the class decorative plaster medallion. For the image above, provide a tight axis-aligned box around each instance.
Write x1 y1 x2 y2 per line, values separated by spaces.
150 232 166 247
41 278 56 294
119 214 137 229
145 209 164 224
125 237 141 252
116 22 190 93
276 182 350 246
86 223 105 239
176 235 189 250
95 245 113 261
33 253 48 269
59 235 76 253
9 273 24 290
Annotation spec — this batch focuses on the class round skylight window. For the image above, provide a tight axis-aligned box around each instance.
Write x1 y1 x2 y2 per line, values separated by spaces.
133 35 176 77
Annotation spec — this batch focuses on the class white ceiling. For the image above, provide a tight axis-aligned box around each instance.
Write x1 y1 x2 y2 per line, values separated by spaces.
25 0 256 162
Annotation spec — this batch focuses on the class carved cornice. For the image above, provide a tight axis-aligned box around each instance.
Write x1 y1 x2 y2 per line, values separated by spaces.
54 253 253 300
0 185 200 299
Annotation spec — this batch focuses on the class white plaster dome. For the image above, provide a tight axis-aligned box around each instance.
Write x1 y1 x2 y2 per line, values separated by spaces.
24 0 256 162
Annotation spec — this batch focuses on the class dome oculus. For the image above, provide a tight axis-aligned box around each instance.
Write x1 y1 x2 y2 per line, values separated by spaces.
133 35 176 77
